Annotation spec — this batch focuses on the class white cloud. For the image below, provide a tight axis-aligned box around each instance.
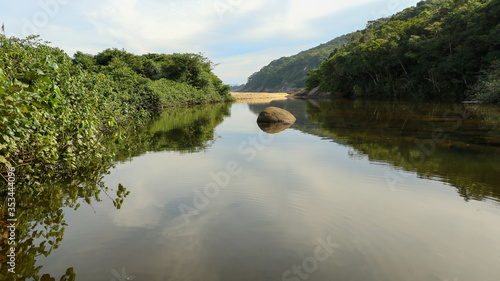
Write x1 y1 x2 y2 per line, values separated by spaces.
82 0 377 54
80 0 222 53
225 0 376 42
0 0 423 83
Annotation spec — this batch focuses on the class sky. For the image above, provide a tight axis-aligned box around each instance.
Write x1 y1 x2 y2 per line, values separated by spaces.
1 0 421 85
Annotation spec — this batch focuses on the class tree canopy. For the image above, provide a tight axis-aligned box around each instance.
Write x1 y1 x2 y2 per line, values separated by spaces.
306 0 500 103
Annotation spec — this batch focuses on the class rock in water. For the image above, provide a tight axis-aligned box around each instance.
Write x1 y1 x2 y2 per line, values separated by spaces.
257 107 296 124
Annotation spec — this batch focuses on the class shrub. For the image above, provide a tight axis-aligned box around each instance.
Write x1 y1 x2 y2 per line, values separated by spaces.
470 61 500 104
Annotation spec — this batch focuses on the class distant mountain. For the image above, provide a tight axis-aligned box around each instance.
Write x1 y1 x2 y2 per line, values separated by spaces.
229 84 245 92
240 35 351 93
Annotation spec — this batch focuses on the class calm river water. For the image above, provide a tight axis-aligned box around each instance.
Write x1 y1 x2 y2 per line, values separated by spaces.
36 98 500 281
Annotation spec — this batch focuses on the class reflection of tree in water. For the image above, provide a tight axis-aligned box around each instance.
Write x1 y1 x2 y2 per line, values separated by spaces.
306 100 500 202
113 102 231 161
0 168 127 280
0 102 231 280
256 99 500 202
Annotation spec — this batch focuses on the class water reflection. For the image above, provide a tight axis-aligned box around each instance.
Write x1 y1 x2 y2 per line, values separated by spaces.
113 102 231 161
96 101 500 280
0 102 231 280
0 168 126 280
250 99 500 202
5 100 500 281
258 122 294 134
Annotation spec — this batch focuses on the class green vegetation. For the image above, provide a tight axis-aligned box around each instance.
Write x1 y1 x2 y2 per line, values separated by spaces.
307 0 500 103
241 35 351 92
0 34 232 187
468 60 500 103
229 84 245 91
0 35 232 280
74 49 232 109
1 35 121 192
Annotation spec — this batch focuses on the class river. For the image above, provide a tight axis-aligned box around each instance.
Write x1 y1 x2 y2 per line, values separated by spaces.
34 98 500 281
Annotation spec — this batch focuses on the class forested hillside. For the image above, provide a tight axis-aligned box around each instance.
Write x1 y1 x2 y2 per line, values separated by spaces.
307 0 500 103
240 35 350 92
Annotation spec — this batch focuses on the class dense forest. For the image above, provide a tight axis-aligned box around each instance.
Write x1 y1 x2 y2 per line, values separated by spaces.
307 0 500 103
240 35 351 92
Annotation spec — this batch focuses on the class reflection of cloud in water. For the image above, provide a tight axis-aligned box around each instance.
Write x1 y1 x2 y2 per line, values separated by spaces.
104 136 352 279
109 183 163 228
83 102 500 281
107 152 221 229
215 104 260 134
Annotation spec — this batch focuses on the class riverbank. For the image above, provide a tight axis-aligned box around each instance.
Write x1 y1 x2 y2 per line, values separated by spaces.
230 92 290 104
0 35 232 191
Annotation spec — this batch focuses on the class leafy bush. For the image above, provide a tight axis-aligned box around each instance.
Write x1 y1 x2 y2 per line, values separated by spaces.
0 36 116 184
470 61 500 103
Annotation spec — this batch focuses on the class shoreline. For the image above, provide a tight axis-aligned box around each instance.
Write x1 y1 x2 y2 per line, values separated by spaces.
230 92 290 104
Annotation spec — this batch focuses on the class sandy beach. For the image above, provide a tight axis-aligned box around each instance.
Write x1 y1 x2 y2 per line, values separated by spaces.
230 92 290 104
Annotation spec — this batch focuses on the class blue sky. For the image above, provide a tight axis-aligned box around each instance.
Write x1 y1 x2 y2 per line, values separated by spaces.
1 0 421 85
